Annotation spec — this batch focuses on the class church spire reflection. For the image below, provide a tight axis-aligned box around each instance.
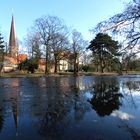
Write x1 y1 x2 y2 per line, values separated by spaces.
10 78 20 136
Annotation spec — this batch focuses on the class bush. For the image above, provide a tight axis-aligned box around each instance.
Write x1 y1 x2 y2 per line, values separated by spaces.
81 65 89 72
68 69 74 72
18 58 38 73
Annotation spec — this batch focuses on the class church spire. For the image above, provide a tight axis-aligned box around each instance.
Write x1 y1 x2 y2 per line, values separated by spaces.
9 15 18 57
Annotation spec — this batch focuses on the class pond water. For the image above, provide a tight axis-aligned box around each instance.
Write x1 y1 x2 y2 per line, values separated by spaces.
0 75 140 140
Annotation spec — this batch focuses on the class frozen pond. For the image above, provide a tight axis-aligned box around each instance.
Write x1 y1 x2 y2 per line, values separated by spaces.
0 75 140 140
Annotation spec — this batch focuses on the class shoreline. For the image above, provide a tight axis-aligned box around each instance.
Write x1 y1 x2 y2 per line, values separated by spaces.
0 71 140 78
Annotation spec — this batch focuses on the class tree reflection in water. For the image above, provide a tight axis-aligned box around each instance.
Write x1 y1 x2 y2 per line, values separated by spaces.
88 77 123 117
125 81 140 92
38 77 91 139
0 104 4 133
119 122 140 140
0 78 20 135
0 76 139 140
121 80 140 109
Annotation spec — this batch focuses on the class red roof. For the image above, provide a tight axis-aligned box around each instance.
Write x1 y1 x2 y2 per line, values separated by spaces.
18 54 27 62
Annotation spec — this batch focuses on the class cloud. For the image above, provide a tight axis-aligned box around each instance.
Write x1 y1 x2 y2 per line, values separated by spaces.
111 110 134 120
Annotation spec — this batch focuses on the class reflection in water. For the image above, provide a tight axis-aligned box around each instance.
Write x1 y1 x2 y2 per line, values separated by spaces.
121 79 140 109
119 122 140 140
88 77 123 117
0 104 4 133
0 78 20 136
38 77 91 139
0 81 5 133
38 77 70 138
0 76 139 140
126 81 140 91
39 102 71 139
111 110 134 120
10 79 20 136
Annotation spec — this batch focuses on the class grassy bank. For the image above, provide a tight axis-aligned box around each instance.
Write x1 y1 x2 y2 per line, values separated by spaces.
0 70 140 78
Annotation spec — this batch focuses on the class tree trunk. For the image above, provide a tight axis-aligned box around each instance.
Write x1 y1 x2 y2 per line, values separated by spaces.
54 60 58 74
0 64 3 76
96 65 99 72
45 44 49 74
101 66 104 73
77 62 79 73
117 62 123 75
100 61 104 73
100 48 104 73
74 58 77 75
74 54 78 76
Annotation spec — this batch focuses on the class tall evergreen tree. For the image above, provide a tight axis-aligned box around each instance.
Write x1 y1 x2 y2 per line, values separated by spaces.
88 33 120 73
0 33 5 72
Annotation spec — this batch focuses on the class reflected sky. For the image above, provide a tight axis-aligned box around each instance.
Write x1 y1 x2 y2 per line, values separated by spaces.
0 76 139 140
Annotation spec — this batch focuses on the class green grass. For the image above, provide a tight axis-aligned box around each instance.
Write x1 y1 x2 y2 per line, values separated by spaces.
0 72 45 78
0 70 140 78
125 71 140 75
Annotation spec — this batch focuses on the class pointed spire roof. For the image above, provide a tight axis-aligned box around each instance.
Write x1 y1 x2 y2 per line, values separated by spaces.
9 15 17 47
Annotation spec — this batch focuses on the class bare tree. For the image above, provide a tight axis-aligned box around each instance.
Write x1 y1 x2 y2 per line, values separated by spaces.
34 16 66 74
25 32 41 59
71 30 87 75
92 0 140 56
50 32 69 73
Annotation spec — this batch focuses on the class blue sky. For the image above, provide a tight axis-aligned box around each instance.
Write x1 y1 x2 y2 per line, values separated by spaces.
0 0 130 44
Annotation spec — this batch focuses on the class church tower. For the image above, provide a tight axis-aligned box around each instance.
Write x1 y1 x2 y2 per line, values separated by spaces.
9 15 18 58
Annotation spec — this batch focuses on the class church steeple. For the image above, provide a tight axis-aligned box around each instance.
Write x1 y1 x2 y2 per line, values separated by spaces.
9 15 18 57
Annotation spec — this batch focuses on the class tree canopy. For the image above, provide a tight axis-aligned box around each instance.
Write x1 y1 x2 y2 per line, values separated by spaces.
0 33 5 51
87 33 120 73
0 33 5 72
34 16 67 74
